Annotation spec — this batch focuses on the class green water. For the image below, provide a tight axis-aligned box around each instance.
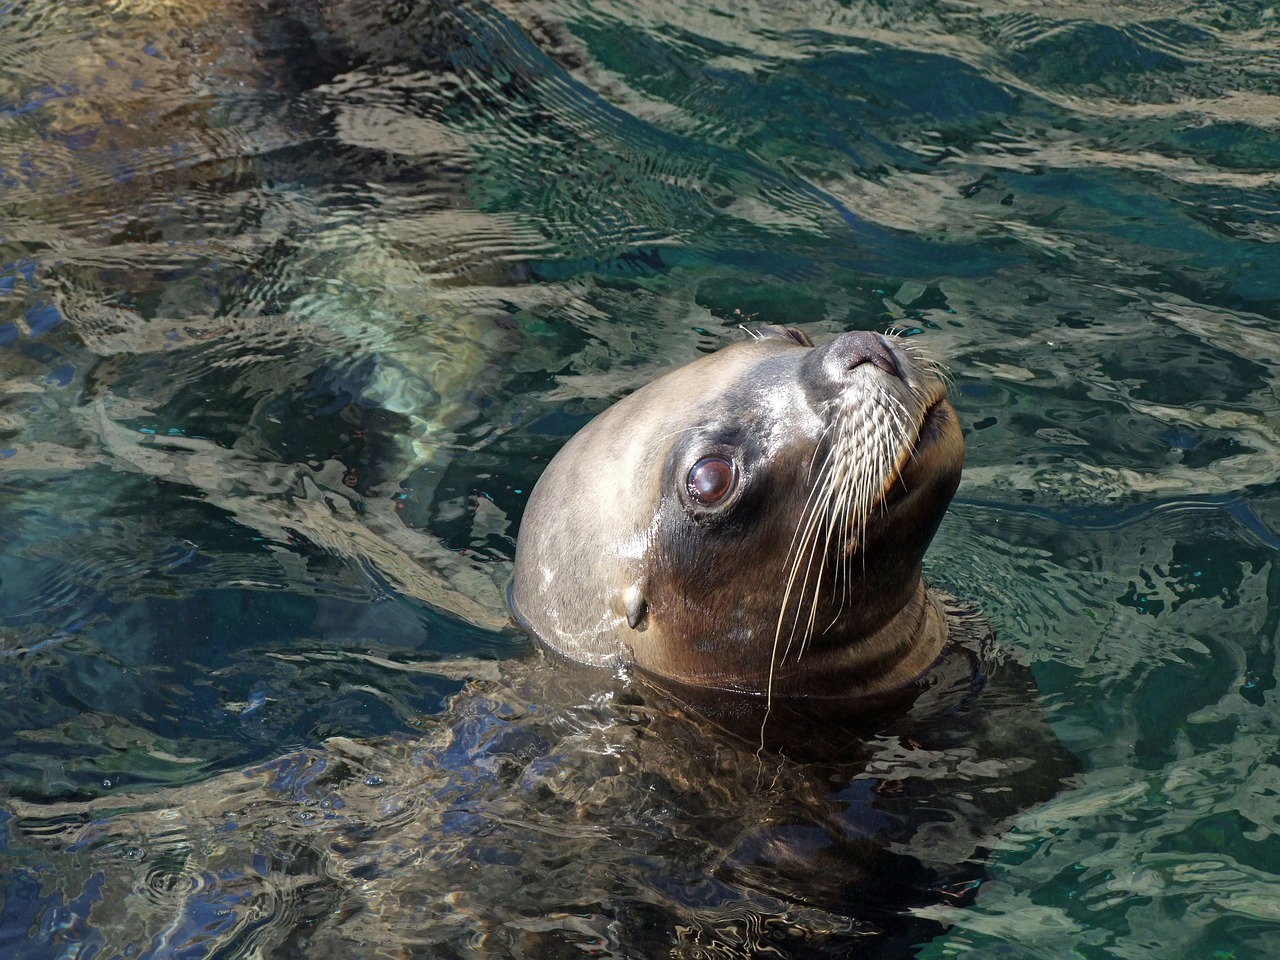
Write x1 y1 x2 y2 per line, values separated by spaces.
2 1 1279 957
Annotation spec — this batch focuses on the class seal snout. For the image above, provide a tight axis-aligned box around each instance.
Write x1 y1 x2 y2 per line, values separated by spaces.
811 331 904 387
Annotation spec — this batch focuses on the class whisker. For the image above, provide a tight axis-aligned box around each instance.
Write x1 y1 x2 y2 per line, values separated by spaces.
763 339 945 728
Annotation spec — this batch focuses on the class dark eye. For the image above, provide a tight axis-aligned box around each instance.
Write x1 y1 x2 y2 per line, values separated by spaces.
686 456 736 506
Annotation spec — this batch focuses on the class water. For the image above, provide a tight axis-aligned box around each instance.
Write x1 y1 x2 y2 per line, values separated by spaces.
2 0 1279 956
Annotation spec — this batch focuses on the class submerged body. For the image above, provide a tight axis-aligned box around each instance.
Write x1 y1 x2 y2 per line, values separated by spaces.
510 327 965 700
6 620 1074 959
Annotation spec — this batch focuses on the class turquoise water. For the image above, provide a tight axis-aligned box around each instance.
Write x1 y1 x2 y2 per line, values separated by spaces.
2 1 1279 957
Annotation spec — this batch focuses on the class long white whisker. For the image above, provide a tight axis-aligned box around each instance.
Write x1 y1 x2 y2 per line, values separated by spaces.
769 445 839 703
765 335 947 723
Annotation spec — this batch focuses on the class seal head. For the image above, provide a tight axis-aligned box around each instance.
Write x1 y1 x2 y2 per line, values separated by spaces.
509 327 964 700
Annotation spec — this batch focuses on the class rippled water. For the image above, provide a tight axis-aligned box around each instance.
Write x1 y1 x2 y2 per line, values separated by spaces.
2 1 1279 957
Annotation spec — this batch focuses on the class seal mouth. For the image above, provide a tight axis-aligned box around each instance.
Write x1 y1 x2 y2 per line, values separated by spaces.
882 395 950 511
805 377 953 556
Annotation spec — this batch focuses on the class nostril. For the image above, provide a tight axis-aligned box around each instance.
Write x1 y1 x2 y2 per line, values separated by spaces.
833 331 903 380
800 330 909 405
859 336 901 377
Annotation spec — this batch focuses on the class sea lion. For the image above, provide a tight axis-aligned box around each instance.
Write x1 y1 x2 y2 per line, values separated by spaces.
509 325 965 701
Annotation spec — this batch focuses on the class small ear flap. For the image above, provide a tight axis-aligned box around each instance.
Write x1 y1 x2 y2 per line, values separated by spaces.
753 325 813 347
623 582 648 630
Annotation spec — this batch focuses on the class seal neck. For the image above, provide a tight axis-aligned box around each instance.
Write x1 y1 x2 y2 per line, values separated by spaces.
770 578 949 699
632 582 969 757
869 579 949 691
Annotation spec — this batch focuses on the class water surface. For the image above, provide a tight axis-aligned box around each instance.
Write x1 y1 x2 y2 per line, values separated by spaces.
2 1 1279 957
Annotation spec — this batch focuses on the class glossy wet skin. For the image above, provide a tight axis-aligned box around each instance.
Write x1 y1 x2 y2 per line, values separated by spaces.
509 327 965 699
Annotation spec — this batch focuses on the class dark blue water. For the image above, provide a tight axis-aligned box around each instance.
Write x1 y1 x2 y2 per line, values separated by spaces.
2 1 1279 957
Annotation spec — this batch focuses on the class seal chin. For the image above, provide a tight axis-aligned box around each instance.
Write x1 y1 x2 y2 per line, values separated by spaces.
914 393 956 456
883 394 962 512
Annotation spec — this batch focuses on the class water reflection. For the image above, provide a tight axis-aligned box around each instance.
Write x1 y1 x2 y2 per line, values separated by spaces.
8 632 1075 958
2 0 1279 957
